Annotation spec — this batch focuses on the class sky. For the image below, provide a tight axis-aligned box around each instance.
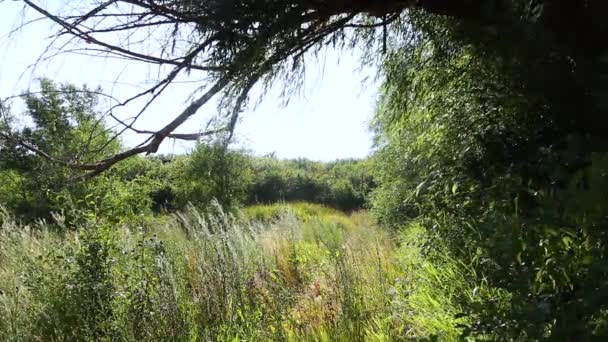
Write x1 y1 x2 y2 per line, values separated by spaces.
0 1 380 161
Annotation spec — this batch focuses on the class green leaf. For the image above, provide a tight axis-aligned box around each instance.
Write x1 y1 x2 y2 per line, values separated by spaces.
582 255 593 265
451 183 459 194
415 180 427 197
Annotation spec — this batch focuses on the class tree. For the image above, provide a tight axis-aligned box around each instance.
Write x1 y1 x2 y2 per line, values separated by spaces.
4 1 605 175
0 79 121 220
172 143 254 210
370 5 608 339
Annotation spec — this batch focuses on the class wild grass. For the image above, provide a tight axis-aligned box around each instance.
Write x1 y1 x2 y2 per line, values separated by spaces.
0 203 483 341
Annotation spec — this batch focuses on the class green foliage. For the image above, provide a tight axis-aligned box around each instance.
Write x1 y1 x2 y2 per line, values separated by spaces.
2 1 607 340
247 156 375 212
243 202 345 223
172 143 254 211
0 79 126 223
0 204 410 341
0 81 375 225
370 6 608 339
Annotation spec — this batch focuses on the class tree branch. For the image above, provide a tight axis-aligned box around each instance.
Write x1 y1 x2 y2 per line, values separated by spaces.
8 0 511 179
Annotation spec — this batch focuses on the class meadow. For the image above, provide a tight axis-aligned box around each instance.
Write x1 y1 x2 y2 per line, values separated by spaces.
0 203 476 341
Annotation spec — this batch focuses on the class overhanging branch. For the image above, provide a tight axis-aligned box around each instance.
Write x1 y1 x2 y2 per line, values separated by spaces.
5 0 515 178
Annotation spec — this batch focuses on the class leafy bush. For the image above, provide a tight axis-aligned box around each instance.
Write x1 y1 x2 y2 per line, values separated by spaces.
370 9 608 339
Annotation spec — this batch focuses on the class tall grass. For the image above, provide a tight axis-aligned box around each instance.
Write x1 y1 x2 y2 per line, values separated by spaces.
0 203 483 341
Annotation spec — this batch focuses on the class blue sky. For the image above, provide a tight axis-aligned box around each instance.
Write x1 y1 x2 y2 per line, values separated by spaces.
0 1 380 161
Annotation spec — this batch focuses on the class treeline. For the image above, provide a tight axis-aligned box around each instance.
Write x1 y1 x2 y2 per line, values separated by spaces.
0 80 374 224
149 148 374 215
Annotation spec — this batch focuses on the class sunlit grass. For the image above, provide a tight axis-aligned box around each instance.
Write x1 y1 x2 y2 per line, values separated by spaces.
0 203 479 340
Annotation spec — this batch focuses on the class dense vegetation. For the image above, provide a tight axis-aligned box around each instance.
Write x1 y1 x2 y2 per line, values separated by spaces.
2 0 608 340
0 80 374 225
1 203 480 341
1 204 386 340
370 5 608 340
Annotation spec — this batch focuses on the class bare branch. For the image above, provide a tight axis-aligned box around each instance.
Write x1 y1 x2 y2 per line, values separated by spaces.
4 0 424 177
22 0 227 72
